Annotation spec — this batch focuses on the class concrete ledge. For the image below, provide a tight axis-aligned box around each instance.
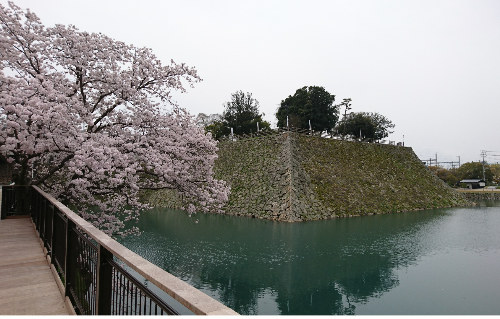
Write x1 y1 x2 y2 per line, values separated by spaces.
48 259 65 297
65 297 77 316
47 254 77 316
32 186 239 316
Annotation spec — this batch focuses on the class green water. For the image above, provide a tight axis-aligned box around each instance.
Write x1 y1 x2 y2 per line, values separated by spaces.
119 201 500 315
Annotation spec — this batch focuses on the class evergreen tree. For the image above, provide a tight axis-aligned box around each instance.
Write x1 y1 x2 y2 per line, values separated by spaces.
336 112 395 140
276 86 338 131
218 91 270 137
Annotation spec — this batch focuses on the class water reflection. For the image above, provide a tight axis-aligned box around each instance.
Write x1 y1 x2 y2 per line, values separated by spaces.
119 201 500 315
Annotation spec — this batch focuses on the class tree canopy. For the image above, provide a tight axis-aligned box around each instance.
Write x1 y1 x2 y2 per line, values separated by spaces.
336 112 376 139
428 166 460 187
336 112 395 140
275 86 338 131
0 2 228 235
429 162 497 187
457 162 494 182
206 91 270 139
490 163 500 184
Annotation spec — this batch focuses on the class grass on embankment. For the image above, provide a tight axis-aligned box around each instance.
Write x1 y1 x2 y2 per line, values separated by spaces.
297 135 471 216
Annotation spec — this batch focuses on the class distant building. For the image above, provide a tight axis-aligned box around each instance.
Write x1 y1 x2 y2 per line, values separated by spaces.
460 179 486 189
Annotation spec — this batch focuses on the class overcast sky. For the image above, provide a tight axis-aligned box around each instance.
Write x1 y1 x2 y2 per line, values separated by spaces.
3 0 500 166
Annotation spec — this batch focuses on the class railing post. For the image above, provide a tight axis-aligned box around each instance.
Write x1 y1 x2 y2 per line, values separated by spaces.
1 187 5 220
31 187 36 222
43 199 49 245
45 202 54 257
96 244 113 315
36 189 42 232
64 218 76 301
31 189 37 227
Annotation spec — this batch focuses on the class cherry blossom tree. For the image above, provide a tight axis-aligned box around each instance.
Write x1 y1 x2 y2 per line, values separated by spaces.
0 1 229 235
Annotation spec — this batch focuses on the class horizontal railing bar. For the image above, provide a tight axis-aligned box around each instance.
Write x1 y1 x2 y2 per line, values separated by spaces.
31 185 238 315
74 227 99 251
108 259 179 315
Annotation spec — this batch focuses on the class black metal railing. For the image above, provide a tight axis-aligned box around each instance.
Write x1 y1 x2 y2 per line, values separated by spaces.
109 259 178 315
1 185 32 218
1 185 179 315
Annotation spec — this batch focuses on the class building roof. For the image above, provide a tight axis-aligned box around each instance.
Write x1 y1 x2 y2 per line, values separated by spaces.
460 179 485 183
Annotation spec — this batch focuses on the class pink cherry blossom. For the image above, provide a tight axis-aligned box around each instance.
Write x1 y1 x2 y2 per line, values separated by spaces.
0 1 229 236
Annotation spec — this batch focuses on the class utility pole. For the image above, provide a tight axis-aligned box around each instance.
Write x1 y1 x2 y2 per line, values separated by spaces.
480 150 487 181
478 150 500 182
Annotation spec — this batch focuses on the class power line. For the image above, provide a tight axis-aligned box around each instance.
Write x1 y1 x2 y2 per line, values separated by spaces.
420 153 460 169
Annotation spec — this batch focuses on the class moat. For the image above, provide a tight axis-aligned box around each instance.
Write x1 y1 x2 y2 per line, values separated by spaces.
119 201 500 315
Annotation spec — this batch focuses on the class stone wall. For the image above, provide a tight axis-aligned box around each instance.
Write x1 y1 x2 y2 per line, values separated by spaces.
212 132 471 220
213 132 331 221
145 131 472 220
461 192 500 200
296 134 470 218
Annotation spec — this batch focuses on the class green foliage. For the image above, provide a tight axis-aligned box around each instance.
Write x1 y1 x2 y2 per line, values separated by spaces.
217 91 270 137
490 163 500 184
336 112 395 140
276 86 338 131
369 112 396 139
457 162 493 182
336 112 376 139
205 121 225 139
428 166 460 186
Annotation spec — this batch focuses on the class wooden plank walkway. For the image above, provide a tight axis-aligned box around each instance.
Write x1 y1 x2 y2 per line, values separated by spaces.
0 216 70 315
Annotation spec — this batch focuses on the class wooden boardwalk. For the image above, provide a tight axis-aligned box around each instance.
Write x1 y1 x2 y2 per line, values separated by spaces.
0 216 70 315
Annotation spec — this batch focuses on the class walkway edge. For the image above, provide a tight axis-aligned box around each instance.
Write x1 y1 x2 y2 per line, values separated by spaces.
32 186 239 316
